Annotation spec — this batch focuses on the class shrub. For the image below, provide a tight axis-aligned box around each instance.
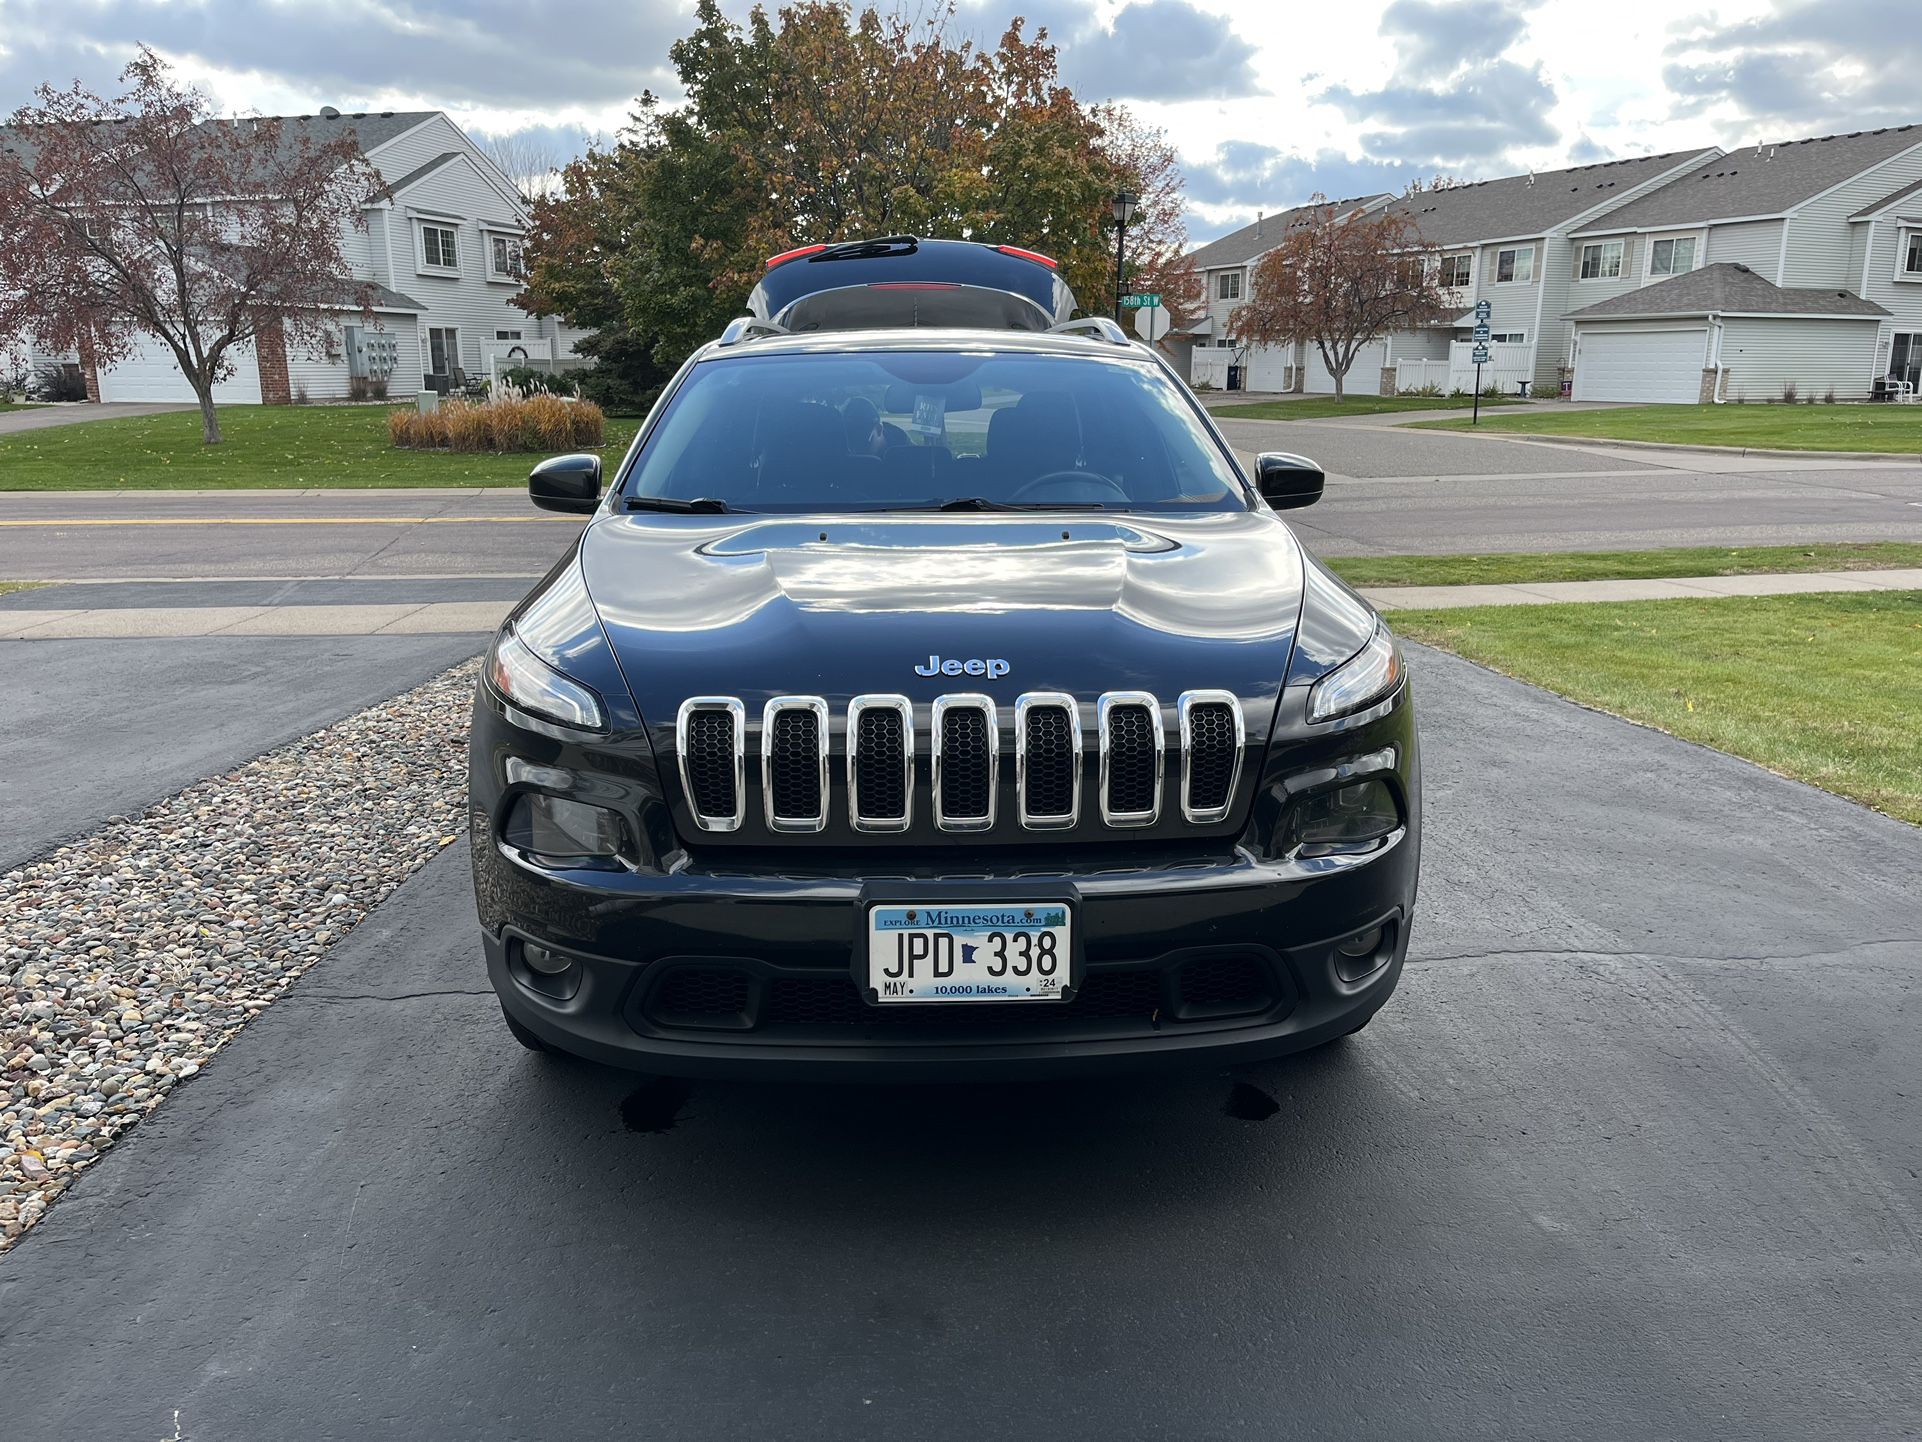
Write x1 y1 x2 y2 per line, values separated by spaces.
348 375 389 402
32 362 88 402
1781 381 1798 404
1822 388 1837 404
389 393 605 453
499 365 576 397
1400 383 1444 398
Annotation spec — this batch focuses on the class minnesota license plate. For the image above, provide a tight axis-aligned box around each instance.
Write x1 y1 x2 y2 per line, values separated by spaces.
865 903 1072 1003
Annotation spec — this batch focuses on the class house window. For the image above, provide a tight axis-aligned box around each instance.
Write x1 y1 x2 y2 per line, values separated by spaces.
1217 271 1241 301
421 224 458 270
495 329 523 341
1902 230 1922 278
1440 253 1473 288
1494 247 1534 284
1649 237 1698 277
427 326 459 379
489 234 525 280
1489 331 1528 344
1579 240 1625 280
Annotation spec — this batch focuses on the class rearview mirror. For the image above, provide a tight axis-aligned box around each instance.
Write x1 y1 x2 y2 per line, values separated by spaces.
529 453 602 514
1255 452 1324 510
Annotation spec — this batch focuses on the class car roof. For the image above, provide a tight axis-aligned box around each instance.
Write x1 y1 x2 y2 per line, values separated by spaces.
747 236 1073 322
693 326 1154 365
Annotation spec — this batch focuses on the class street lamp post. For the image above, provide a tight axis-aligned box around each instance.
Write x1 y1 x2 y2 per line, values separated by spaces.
1110 190 1139 323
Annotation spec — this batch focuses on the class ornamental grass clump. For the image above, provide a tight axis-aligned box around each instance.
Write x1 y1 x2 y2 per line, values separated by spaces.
389 385 604 453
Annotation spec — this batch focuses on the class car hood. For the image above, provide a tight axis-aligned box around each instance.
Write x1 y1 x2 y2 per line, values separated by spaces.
579 511 1306 720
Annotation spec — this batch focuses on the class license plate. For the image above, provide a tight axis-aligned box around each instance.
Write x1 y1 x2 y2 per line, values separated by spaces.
865 903 1072 1003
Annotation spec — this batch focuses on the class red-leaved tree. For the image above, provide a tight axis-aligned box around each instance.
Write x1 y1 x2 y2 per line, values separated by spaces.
1231 197 1451 399
0 49 381 443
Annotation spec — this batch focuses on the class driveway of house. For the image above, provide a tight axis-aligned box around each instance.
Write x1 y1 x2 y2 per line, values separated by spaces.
0 401 196 435
0 645 1915 1440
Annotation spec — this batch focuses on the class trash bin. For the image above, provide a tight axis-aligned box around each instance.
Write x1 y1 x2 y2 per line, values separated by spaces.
1227 365 1243 391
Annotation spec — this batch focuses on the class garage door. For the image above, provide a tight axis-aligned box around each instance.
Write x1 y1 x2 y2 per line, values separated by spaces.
1573 329 1705 404
1303 340 1385 394
96 333 262 404
1244 344 1293 392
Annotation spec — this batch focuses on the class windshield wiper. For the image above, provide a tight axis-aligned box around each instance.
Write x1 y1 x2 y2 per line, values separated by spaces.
624 495 732 513
931 497 1109 512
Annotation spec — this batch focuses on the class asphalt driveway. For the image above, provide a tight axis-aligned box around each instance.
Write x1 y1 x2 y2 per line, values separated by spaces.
2 646 1914 1441
0 401 194 435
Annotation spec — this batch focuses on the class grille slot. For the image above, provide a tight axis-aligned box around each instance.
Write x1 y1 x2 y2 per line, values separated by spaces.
1174 952 1275 1017
648 966 753 1028
1099 693 1164 826
765 970 1162 1030
762 697 828 832
1179 692 1244 824
932 696 997 831
1016 693 1080 828
676 698 744 831
848 695 912 831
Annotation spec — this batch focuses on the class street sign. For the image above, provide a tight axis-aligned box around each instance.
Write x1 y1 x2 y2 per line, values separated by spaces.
1120 293 1161 309
1133 304 1172 342
1472 322 1491 342
1471 344 1492 364
1474 299 1492 321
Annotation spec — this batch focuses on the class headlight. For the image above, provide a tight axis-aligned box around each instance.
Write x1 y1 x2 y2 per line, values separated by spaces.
487 627 607 731
1284 779 1401 857
1308 623 1402 723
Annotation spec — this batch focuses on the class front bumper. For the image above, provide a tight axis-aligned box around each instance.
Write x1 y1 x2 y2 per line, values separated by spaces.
477 837 1416 1081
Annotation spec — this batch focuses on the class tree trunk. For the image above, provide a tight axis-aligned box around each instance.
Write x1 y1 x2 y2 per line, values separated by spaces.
1332 369 1345 400
193 378 223 445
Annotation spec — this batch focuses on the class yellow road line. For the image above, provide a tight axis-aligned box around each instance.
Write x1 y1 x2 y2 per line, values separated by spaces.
0 516 575 527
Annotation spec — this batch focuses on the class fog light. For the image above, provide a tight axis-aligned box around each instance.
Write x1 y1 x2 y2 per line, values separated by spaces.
504 792 623 861
1337 926 1383 959
1285 779 1400 857
1334 922 1393 983
521 942 573 976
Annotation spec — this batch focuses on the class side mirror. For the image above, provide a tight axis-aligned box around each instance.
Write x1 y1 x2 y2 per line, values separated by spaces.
1255 452 1324 510
529 453 602 514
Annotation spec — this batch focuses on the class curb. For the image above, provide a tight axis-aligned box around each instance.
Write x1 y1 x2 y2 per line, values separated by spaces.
1420 430 1922 463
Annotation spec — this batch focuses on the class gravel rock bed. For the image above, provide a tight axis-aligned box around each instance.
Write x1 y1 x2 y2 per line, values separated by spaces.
0 659 479 1251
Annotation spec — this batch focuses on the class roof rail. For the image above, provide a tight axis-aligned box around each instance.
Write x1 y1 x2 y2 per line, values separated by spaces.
717 316 790 346
1047 316 1132 346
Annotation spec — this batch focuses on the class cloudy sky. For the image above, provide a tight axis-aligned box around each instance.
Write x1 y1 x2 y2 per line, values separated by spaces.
1 0 1913 242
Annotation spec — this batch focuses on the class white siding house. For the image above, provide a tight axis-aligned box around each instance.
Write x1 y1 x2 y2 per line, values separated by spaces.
22 108 587 405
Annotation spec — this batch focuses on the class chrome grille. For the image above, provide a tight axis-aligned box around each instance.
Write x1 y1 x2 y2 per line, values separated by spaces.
932 695 997 831
1015 693 1080 828
1179 690 1245 824
762 697 828 831
673 691 1240 835
676 697 745 831
1099 693 1164 826
848 695 912 831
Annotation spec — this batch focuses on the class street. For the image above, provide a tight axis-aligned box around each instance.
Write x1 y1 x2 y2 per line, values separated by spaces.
1 419 1919 1439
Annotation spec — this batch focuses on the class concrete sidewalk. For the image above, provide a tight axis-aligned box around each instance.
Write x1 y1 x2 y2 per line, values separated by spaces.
1 598 510 639
1361 567 1922 611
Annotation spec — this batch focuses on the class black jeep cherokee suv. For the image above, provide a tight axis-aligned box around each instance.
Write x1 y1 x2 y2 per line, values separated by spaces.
469 238 1419 1080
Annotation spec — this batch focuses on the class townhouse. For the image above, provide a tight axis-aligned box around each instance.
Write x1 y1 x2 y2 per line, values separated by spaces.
1189 121 1922 404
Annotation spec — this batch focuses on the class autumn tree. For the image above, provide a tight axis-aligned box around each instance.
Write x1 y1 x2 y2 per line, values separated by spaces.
0 49 380 443
1231 197 1452 399
518 1 1185 379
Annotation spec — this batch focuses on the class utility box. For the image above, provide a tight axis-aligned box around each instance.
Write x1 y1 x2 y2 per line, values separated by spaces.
344 325 398 381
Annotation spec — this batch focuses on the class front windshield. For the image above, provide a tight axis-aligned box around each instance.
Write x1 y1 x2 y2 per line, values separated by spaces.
623 350 1249 513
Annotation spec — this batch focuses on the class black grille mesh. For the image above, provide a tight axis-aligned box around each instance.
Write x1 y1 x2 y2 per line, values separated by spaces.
651 967 750 1022
1106 705 1157 816
683 709 737 819
854 707 907 822
1186 703 1237 813
1176 953 1272 1012
940 707 992 820
1023 705 1076 819
767 708 822 821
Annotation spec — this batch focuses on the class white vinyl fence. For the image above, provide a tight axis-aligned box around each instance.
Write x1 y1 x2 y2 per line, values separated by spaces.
1395 341 1535 395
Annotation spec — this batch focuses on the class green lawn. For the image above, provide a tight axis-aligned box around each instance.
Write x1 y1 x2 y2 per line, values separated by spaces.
0 581 42 595
0 404 642 489
1415 402 1922 452
1326 542 1922 589
1396 591 1922 824
0 400 44 412
1212 394 1522 421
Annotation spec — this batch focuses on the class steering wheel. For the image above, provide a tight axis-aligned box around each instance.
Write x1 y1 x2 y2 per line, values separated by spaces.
1007 470 1129 504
